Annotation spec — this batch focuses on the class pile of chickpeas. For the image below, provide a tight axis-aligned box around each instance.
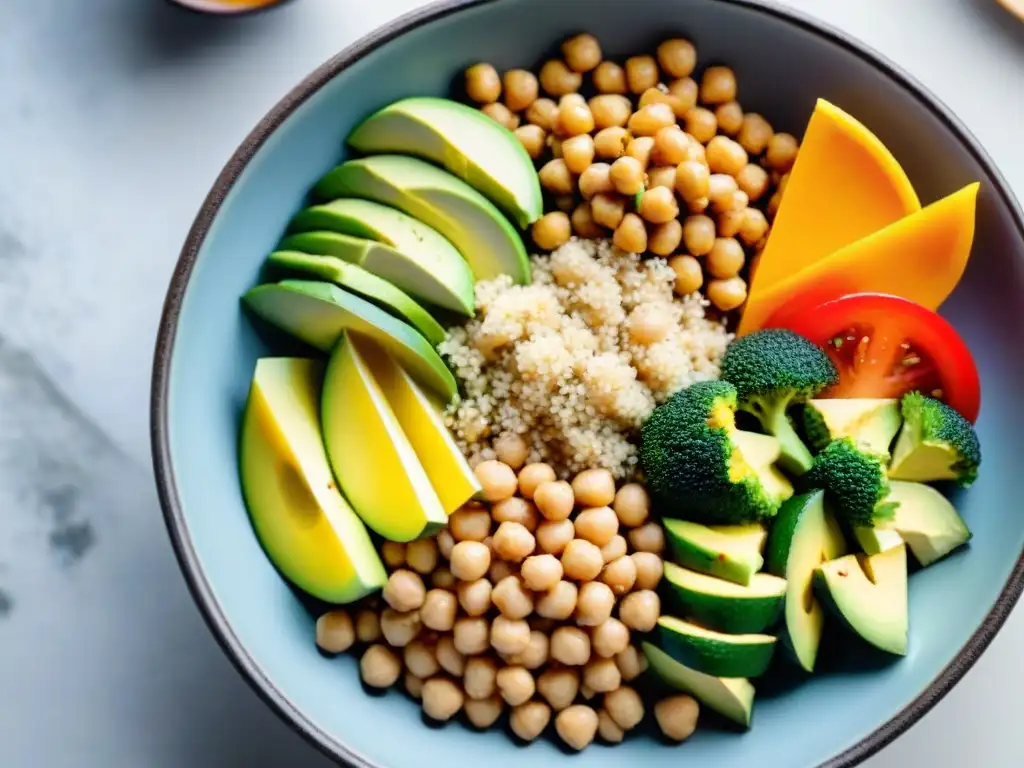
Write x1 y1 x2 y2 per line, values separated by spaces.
315 441 700 750
463 33 800 314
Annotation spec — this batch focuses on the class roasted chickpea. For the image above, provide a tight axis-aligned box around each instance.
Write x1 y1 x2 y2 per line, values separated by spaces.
437 635 467 677
707 237 746 279
675 160 710 203
766 132 799 171
592 60 627 94
464 655 499 700
557 100 595 138
739 207 769 246
453 617 490 656
501 69 538 112
648 219 683 257
655 695 700 742
656 37 696 77
736 112 772 154
682 214 716 256
539 59 582 97
536 580 579 620
631 552 664 590
669 254 703 295
511 700 552 741
737 164 770 203
624 55 658 93
514 124 546 159
625 135 656 169
538 158 575 196
706 136 749 176
627 103 675 137
615 644 647 681
458 578 493 617
572 201 605 238
380 608 422 648
605 685 645 730
592 127 630 160
575 581 616 627
707 173 739 211
360 644 401 688
638 185 679 224
465 63 501 104
316 610 355 654
578 163 615 200
717 207 745 238
651 125 688 167
556 705 600 751
684 107 717 144
525 97 558 131
536 519 576 556
609 156 645 195
716 100 744 135
404 639 440 679
532 211 572 251
646 166 678 192
481 102 520 131
492 574 535 620
700 65 737 104
668 77 699 115
619 590 660 632
562 33 602 72
638 87 684 117
421 588 458 632
613 213 647 254
707 276 748 311
593 617 631 658
355 610 382 644
562 539 605 582
551 626 592 666
537 667 581 710
562 134 595 174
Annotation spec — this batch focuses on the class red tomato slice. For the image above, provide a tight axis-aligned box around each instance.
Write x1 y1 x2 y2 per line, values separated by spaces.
763 293 981 423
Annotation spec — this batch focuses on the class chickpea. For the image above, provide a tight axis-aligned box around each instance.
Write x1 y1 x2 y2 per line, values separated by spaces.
707 173 739 211
436 528 455 560
615 645 647 681
715 189 749 216
628 522 666 554
491 616 531 656
465 695 504 729
519 554 563 592
437 635 467 676
598 709 625 743
682 214 716 257
316 610 355 654
675 160 710 204
736 163 770 202
572 468 616 507
638 185 680 224
708 276 748 310
767 132 799 171
510 700 552 741
481 102 520 131
523 98 557 132
488 574 532 619
562 134 595 174
619 590 660 632
538 158 575 196
360 644 401 688
492 522 536 562
656 695 700 741
592 127 629 161
404 639 440 679
627 103 675 137
588 193 625 230
600 555 637 596
493 497 539 532
716 100 744 136
561 539 605 581
517 463 556 499
551 627 591 666
488 558 516 584
648 126 686 168
683 107 716 144
578 163 614 200
739 207 769 246
574 506 620 547
500 69 537 113
667 77 699 116
583 657 622 694
536 580 579 620
706 136 749 177
380 608 422 648
575 581 616 627
625 55 659 93
536 519 576 556
449 507 490 543
625 135 656 169
767 190 783 220
631 552 664 590
404 671 424 700
555 705 599 751
475 460 518 502
669 254 704 295
638 87 683 117
738 112 774 155
355 610 382 644
627 303 673 346
644 167 674 193
570 201 604 238
464 655 499 700
537 667 581 710
647 219 683 257
609 156 644 196
382 569 425 613
529 481 572 523
512 631 550 670
465 63 501 104
532 211 572 251
489 435 527 473
449 541 491 581
707 237 746 279
557 101 595 138
600 534 627 563
514 124 546 160
539 59 582 97
495 665 535 707
403 538 438 576
657 38 697 78
593 617 631 659
420 588 458 632
592 60 627 94
613 213 648 254
457 578 493 617
418 677 463 721
717 207 745 238
381 540 407 569
453 617 490 656
700 64 736 104
608 483 648 528
562 33 602 72
580 684 597 701
605 685 645 730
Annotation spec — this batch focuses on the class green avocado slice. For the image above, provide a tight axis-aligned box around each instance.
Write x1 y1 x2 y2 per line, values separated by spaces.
664 519 765 586
643 642 755 728
656 616 777 678
804 398 902 457
663 562 787 634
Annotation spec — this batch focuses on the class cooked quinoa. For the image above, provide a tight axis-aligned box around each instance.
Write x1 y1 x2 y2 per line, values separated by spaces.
439 238 733 479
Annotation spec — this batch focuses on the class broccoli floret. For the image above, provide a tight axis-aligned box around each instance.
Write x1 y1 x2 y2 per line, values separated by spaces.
640 380 793 525
805 438 898 527
889 392 981 487
720 329 838 476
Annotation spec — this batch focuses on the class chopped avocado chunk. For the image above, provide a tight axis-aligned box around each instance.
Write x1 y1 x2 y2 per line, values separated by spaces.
656 616 777 678
346 97 543 229
239 358 386 603
732 430 795 503
766 490 847 672
854 523 904 557
862 481 971 566
889 392 981 486
804 398 902 457
643 642 755 728
663 562 787 634
814 544 909 655
242 280 457 404
312 155 530 284
806 438 899 527
707 523 768 555
321 332 448 542
287 198 474 316
664 519 765 586
266 251 446 346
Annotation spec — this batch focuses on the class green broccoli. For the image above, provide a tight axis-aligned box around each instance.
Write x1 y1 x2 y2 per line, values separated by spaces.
804 438 898 527
889 392 981 487
720 329 839 476
640 380 794 525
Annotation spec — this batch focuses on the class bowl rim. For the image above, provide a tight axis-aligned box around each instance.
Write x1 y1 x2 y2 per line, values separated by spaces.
150 0 1024 765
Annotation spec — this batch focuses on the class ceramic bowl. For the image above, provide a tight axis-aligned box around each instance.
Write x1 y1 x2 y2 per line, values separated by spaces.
151 0 1024 765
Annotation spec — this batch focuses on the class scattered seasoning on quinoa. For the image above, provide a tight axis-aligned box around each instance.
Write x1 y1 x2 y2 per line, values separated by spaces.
439 237 732 479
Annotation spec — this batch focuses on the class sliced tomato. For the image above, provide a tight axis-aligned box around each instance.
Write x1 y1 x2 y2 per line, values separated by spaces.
764 293 981 423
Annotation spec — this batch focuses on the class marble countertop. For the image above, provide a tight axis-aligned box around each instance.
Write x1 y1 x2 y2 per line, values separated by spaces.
0 0 1022 765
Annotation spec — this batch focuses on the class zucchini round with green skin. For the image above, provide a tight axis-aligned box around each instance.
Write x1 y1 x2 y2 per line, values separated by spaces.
656 616 777 678
663 562 787 634
643 642 755 728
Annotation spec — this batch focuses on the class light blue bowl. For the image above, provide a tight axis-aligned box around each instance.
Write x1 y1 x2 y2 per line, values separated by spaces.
151 1 1024 765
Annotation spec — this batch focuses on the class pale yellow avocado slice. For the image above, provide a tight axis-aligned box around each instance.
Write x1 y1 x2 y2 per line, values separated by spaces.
321 331 448 542
239 358 387 603
359 338 481 513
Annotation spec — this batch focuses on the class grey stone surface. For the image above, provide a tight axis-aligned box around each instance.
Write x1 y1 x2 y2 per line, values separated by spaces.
0 0 1021 765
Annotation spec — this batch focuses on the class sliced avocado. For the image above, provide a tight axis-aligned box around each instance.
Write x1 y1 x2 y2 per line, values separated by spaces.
643 642 755 728
765 491 847 672
313 156 530 284
360 339 481 514
663 561 787 634
321 332 448 542
266 251 446 346
732 430 794 504
879 481 971 566
707 523 768 555
239 358 386 603
286 198 474 316
854 523 905 557
241 280 457 404
804 398 902 456
888 431 961 483
656 616 777 678
664 519 765 586
346 97 543 229
814 544 909 655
